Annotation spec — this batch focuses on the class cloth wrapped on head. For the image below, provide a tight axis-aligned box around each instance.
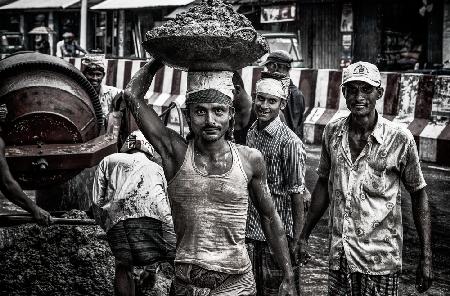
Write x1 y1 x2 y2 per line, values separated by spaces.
82 53 106 72
185 71 234 106
256 77 289 100
120 130 155 156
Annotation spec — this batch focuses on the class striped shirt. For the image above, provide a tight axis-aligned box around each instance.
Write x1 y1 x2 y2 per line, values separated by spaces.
246 116 306 241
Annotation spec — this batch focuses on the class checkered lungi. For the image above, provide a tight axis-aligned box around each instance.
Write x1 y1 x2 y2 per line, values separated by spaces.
173 263 256 296
328 253 400 296
106 217 176 266
246 239 301 296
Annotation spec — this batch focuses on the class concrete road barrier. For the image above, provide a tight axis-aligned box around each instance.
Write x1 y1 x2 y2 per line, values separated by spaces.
65 57 450 165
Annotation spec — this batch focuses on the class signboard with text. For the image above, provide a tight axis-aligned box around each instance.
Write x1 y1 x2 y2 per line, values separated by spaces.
261 4 296 23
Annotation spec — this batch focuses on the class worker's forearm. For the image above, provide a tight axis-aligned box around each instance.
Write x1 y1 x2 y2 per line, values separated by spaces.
123 60 164 129
5 183 39 215
300 178 329 240
411 189 432 259
126 59 163 100
261 214 294 279
291 192 304 243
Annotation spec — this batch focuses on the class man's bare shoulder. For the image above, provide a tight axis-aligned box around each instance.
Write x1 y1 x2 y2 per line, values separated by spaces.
236 143 262 160
235 144 265 177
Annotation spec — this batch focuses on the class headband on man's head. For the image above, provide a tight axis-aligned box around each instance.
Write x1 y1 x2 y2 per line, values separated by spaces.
82 54 106 72
186 71 234 107
256 77 289 100
185 89 233 106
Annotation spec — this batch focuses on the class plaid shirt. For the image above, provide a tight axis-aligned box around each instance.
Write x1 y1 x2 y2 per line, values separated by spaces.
317 114 427 275
246 116 306 241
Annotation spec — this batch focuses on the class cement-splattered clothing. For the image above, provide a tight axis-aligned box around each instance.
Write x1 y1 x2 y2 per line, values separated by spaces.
167 141 252 274
92 152 174 233
99 85 122 122
317 114 426 275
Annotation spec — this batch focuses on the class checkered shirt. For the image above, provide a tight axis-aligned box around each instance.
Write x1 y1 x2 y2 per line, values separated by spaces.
246 116 306 241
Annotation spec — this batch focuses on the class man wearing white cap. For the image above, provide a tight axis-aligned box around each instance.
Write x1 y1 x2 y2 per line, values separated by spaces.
123 59 297 295
91 130 176 296
299 61 433 295
245 77 306 295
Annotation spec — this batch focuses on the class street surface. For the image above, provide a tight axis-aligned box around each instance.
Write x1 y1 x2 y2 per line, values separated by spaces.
0 144 449 295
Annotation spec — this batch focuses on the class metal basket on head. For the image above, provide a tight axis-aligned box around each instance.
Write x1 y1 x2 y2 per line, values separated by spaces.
142 27 269 71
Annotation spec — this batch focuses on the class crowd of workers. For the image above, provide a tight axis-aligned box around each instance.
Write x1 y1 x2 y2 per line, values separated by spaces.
0 49 433 296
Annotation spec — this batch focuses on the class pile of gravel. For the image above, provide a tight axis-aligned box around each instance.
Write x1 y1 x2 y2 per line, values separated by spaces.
0 210 171 296
146 0 257 39
0 210 114 296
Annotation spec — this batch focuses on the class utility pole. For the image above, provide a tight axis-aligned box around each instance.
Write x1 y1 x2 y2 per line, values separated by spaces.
80 0 88 50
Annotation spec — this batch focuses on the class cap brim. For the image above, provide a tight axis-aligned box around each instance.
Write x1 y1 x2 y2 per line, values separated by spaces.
341 76 380 87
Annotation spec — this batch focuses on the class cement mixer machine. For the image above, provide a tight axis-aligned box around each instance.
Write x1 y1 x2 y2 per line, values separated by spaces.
0 52 122 210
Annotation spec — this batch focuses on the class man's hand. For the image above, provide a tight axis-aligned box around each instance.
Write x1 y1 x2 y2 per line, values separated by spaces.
416 256 433 293
278 274 297 296
288 240 299 266
32 207 53 226
296 238 311 266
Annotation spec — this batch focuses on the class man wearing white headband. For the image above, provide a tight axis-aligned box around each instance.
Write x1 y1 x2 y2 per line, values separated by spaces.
299 61 432 295
245 77 306 295
82 54 122 126
123 60 297 295
91 130 175 296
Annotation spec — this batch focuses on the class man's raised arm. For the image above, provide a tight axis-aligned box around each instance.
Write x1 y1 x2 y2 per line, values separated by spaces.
249 150 297 296
123 59 186 178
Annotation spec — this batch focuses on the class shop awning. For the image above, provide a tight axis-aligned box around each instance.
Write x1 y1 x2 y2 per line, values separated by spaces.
165 3 240 19
91 0 194 10
0 0 79 9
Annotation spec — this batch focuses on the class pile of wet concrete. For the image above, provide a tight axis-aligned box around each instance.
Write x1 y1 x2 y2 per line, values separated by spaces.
0 210 171 296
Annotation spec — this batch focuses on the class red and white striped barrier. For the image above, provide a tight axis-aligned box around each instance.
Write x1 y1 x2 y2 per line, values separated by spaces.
66 58 450 165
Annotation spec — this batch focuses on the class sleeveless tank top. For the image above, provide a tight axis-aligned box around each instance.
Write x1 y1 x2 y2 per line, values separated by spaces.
167 141 251 274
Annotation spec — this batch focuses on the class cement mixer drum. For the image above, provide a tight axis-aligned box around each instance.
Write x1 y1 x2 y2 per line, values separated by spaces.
0 52 104 188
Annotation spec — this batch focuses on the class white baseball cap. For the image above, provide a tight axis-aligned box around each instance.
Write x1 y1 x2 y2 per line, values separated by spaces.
342 61 381 87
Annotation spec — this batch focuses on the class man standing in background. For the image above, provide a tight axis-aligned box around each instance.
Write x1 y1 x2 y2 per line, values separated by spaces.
245 77 306 295
262 50 305 139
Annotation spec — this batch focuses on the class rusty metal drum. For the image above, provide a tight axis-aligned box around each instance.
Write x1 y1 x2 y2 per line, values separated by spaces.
0 52 102 145
0 52 103 188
